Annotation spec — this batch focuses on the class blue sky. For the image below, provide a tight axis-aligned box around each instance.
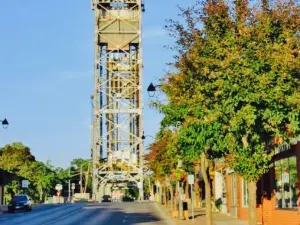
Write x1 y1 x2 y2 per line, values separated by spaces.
0 0 195 168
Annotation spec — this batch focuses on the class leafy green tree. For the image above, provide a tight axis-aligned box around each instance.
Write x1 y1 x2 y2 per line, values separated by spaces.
155 0 300 224
71 158 92 193
0 142 72 202
145 130 179 207
0 142 35 175
31 162 57 201
146 130 178 181
4 180 22 203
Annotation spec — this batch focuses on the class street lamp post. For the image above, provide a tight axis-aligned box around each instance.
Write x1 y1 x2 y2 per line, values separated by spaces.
0 118 9 129
141 131 155 141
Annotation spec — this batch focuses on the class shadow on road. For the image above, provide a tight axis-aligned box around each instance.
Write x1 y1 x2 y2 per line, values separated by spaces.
85 203 166 224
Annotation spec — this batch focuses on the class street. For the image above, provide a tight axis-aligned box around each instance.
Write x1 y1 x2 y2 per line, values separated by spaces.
0 202 170 225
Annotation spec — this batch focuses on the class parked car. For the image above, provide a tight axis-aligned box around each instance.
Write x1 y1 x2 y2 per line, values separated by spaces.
8 194 32 213
101 195 111 202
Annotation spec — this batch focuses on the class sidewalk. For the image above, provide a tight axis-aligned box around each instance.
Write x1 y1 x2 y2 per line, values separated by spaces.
0 205 7 214
156 203 248 225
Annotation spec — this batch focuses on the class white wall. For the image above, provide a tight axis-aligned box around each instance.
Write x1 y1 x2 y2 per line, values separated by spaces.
215 171 223 200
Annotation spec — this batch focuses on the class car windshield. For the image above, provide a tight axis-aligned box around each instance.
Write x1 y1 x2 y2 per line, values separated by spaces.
12 196 27 201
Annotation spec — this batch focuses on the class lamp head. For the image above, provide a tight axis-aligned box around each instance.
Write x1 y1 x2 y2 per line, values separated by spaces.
141 131 146 140
147 83 156 97
2 118 9 129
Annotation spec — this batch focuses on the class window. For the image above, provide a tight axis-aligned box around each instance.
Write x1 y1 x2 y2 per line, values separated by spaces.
11 195 27 201
275 156 298 209
242 179 249 207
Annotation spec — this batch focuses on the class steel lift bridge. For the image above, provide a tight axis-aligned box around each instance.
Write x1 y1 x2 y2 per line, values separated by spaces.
91 0 145 202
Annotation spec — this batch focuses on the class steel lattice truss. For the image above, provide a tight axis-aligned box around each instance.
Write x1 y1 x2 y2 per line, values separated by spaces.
91 0 145 201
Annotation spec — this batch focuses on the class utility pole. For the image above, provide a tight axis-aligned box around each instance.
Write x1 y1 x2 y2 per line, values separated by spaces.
80 165 83 194
68 165 71 202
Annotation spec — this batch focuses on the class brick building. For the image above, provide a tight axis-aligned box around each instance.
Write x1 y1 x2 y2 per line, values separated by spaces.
214 143 300 225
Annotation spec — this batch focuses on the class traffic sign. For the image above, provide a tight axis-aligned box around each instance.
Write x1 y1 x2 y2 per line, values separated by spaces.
188 174 194 184
55 184 63 191
71 183 75 190
22 180 29 188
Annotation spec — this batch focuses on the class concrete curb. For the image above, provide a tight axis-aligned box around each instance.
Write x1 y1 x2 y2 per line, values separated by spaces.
153 202 176 225
0 205 8 214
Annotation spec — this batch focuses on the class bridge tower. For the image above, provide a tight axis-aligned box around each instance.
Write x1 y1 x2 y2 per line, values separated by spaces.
91 0 145 201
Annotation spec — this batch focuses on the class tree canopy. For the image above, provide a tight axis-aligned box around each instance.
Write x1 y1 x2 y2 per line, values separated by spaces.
0 142 71 202
159 0 300 182
151 0 300 224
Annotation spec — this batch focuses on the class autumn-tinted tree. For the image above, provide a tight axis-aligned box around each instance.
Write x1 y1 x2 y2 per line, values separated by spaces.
146 130 178 182
145 130 179 206
156 0 300 225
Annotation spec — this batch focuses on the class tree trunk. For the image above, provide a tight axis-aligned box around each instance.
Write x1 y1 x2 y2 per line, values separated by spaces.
84 163 90 193
159 183 163 204
194 161 201 208
39 188 43 202
248 181 257 225
151 184 154 200
210 162 216 212
175 182 179 210
170 185 174 210
163 186 167 206
185 179 189 200
201 152 212 225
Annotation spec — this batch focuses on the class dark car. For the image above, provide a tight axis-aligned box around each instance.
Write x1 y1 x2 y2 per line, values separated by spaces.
101 195 111 202
8 194 32 213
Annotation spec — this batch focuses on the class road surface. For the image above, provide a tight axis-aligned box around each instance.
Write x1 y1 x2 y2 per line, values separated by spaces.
0 202 170 225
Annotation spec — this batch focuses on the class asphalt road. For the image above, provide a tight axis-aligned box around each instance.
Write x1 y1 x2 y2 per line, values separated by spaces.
0 202 170 225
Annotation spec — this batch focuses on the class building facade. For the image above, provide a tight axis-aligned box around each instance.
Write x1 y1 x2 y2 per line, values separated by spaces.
215 143 300 225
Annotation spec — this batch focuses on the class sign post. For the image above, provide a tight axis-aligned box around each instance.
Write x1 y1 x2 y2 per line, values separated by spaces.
188 174 195 223
71 183 75 199
55 184 63 204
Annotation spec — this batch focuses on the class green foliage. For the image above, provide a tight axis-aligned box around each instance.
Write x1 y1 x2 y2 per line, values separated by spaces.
0 142 72 202
70 158 92 193
145 130 179 182
157 0 300 184
71 158 89 171
0 142 35 175
170 168 187 182
123 186 139 201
